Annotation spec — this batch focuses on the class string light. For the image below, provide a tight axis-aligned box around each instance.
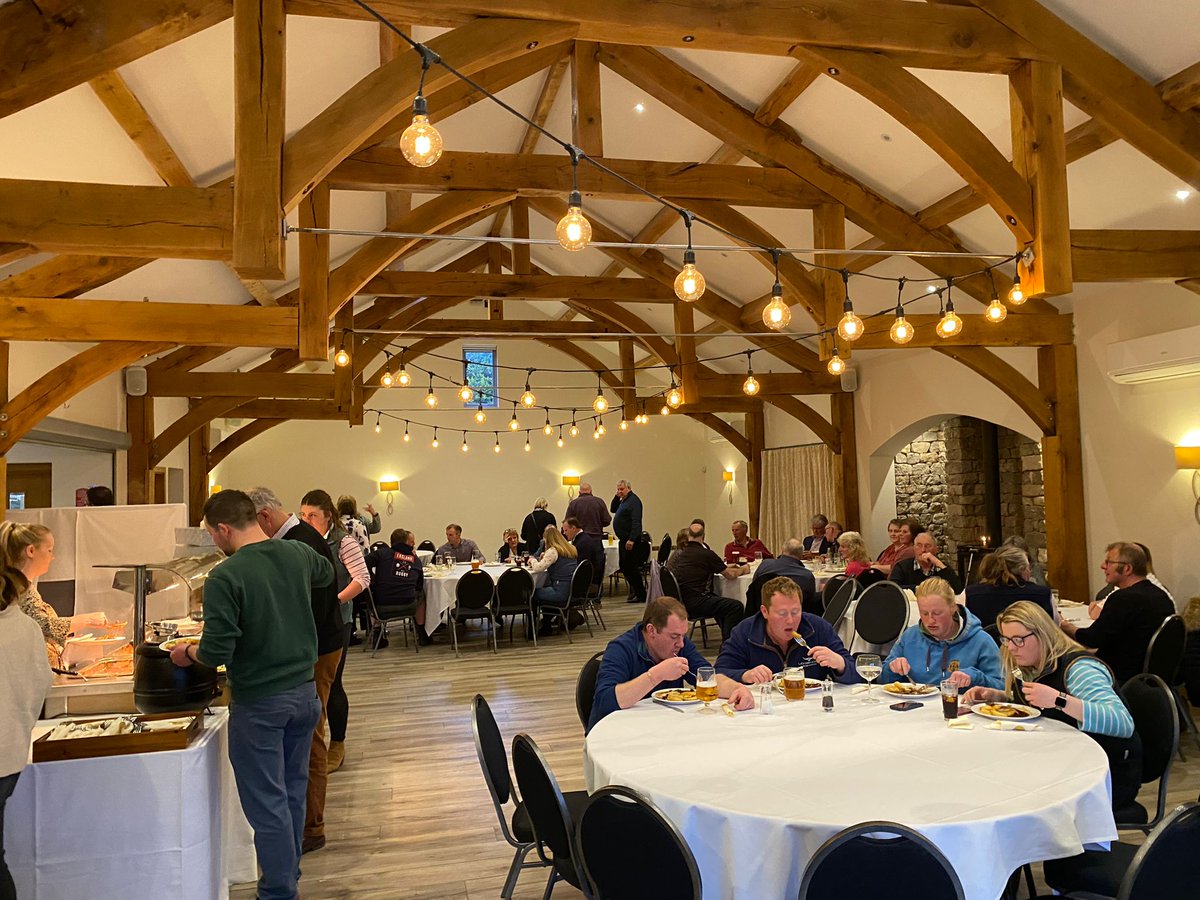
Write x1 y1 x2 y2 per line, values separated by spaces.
543 409 553 436
431 427 439 449
985 296 1008 322
458 382 474 403
593 422 601 439
556 148 592 251
837 269 864 342
473 402 487 424
333 336 350 368
936 280 963 338
461 433 469 452
592 372 608 413
888 278 913 345
520 370 537 407
618 417 629 431
380 354 395 387
373 413 382 435
597 418 606 436
556 426 565 448
569 410 579 437
402 420 411 442
524 431 532 452
424 373 439 408
508 403 521 431
762 251 790 330
493 433 501 454
396 350 411 387
660 404 671 416
827 352 846 376
673 212 706 301
399 49 443 167
742 351 760 396
1008 269 1025 305
666 372 683 409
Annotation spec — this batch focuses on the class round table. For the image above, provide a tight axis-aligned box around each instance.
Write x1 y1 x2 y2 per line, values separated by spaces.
584 684 1116 900
420 563 546 636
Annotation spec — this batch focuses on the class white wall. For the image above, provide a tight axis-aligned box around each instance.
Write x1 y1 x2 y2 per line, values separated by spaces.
6 442 115 507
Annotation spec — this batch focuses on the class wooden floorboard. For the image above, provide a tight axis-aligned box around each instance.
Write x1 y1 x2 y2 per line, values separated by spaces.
228 601 1200 899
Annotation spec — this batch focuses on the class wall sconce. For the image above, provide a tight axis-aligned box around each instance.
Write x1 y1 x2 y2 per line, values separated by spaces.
1176 446 1200 524
379 478 400 516
562 474 581 499
209 484 222 495
722 469 734 504
722 470 734 482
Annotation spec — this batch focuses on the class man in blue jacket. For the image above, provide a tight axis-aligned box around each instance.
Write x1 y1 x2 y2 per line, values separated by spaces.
716 576 860 685
587 597 753 732
611 479 647 604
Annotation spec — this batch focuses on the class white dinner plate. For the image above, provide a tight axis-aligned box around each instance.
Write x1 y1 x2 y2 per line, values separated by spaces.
652 688 703 706
881 682 940 700
969 702 1041 721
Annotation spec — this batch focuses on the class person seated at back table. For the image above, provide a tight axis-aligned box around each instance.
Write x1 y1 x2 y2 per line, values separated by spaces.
587 596 753 732
562 517 604 591
723 519 773 565
1087 540 1175 621
436 523 481 563
366 528 428 646
874 517 920 576
497 528 526 563
824 520 843 548
665 522 748 641
964 601 1140 813
752 539 817 613
963 545 1051 626
837 531 887 589
891 531 964 593
881 578 1004 690
801 514 834 557
716 576 859 685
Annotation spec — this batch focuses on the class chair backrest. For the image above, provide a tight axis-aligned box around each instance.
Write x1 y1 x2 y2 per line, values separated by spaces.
570 558 594 600
983 623 1002 647
495 566 535 611
1121 673 1179 786
822 578 857 627
822 574 850 609
577 786 702 900
455 568 496 612
1144 615 1186 683
417 539 436 551
576 651 604 730
745 573 772 615
511 733 579 881
659 568 681 602
798 820 965 900
470 694 514 806
853 581 910 646
1119 802 1200 900
657 534 673 566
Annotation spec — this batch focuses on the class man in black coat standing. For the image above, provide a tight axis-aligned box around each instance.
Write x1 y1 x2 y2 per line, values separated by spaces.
611 479 647 604
564 516 604 592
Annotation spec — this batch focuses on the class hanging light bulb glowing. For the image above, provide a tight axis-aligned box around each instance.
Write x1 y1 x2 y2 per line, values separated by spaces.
425 386 438 408
556 426 564 448
1008 270 1025 305
508 406 520 431
985 296 1008 323
458 383 473 403
936 293 963 338
402 422 411 443
618 418 629 431
381 366 395 388
543 411 553 437
660 404 671 416
836 271 863 342
524 433 532 452
334 346 350 368
474 404 487 425
461 435 469 453
674 250 706 302
556 190 592 251
520 374 537 408
431 428 439 449
493 436 501 454
399 94 443 168
742 373 760 395
666 382 683 409
889 308 913 345
597 420 606 436
593 425 601 440
593 392 608 414
373 415 382 435
569 423 579 438
762 283 790 330
827 352 846 376
396 365 411 387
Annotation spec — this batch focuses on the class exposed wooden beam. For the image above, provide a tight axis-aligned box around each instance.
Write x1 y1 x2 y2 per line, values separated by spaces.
830 393 860 529
761 395 840 450
146 372 334 399
0 0 229 119
696 372 843 396
1071 230 1200 282
746 410 765 536
849 312 1073 348
685 412 750 459
206 420 283 469
281 18 577 211
186 401 211 524
298 182 331 359
87 71 193 186
126 393 154 505
330 149 828 208
536 340 625 393
813 203 848 358
0 244 33 268
232 0 286 278
0 297 298 347
227 400 345 420
520 50 571 156
382 319 629 336
362 271 679 303
571 40 603 155
0 180 232 259
674 301 698 402
934 345 1053 435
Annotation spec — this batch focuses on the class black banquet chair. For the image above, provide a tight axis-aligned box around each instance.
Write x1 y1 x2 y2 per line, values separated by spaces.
450 567 498 657
417 539 436 552
852 580 909 649
470 696 588 900
364 587 419 656
1115 673 1179 831
539 559 595 644
576 651 603 730
577 785 701 900
1143 614 1200 753
656 533 673 566
822 577 857 628
511 732 590 899
1039 801 1200 899
496 565 537 647
798 820 965 900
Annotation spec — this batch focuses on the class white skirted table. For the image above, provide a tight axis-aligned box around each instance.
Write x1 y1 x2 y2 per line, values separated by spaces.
585 684 1115 900
420 563 546 636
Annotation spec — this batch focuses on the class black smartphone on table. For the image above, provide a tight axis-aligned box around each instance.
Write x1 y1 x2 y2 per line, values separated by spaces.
889 701 922 711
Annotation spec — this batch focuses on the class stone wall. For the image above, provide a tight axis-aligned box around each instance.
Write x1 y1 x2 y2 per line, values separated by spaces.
893 416 1046 567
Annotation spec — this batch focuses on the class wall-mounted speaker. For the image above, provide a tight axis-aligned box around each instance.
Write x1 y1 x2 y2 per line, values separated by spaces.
124 366 148 397
840 368 858 392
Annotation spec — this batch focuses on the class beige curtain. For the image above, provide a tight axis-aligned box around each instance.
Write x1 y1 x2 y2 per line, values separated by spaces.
759 444 838 551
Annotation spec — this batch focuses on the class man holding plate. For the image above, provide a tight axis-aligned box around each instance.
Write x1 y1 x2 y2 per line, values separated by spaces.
716 577 859 685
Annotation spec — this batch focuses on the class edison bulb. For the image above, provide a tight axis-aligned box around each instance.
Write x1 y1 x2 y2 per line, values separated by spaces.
569 423 579 438
827 353 846 376
743 374 760 396
424 389 438 408
1008 281 1025 305
508 415 520 432
431 435 439 448
937 310 963 338
520 389 537 407
402 430 410 443
556 436 564 448
543 422 553 436
374 422 381 435
524 439 532 453
556 206 592 251
474 408 487 425
400 114 443 167
666 386 683 409
889 315 914 345
458 384 473 403
493 442 501 454
592 429 601 440
593 394 608 414
985 298 1008 323
396 368 411 387
837 310 864 342
381 370 395 388
763 296 791 330
461 440 469 453
333 347 350 367
674 263 706 302
660 405 670 416
597 422 606 436
618 419 629 431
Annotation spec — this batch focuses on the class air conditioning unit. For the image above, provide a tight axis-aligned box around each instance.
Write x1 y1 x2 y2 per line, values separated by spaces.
1106 324 1200 385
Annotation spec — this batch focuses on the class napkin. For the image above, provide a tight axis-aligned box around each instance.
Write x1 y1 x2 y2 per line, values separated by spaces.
985 721 1042 732
946 719 974 730
850 684 870 694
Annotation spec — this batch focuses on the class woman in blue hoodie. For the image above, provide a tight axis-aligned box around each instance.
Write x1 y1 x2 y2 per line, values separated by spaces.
880 577 1004 690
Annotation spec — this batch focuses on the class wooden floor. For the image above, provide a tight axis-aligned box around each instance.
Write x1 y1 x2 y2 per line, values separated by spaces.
230 600 1200 900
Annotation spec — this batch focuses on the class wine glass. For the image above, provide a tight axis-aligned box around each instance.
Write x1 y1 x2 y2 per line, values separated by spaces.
696 665 718 714
857 654 882 703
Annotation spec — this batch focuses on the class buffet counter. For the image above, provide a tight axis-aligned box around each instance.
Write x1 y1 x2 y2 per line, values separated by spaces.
8 709 256 900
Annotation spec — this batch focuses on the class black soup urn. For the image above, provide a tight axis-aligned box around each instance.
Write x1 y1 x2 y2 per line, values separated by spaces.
133 641 219 714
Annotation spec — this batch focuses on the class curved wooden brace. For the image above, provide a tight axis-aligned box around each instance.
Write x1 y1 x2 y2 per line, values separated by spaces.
207 419 281 469
935 346 1054 435
803 47 1034 243
0 340 168 454
568 300 680 367
762 395 840 451
685 412 751 459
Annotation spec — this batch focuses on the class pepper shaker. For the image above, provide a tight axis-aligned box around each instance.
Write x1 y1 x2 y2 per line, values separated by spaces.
822 676 835 712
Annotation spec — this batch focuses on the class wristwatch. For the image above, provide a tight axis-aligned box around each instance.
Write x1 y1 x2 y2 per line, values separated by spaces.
1054 691 1068 709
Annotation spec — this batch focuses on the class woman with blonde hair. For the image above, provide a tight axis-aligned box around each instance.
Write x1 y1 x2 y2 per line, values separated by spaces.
521 497 557 550
964 545 1053 626
964 601 1139 810
837 531 886 588
530 525 579 631
497 527 525 563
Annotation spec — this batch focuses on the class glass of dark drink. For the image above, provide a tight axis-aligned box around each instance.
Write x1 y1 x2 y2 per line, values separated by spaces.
940 679 959 720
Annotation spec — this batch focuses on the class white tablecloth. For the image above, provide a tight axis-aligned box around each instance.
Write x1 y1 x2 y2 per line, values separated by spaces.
603 544 619 576
9 709 256 900
421 563 546 636
717 564 837 607
585 685 1116 900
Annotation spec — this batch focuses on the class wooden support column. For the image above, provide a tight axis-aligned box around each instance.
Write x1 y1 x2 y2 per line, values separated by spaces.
674 301 698 402
511 197 532 275
186 401 210 526
618 338 636 418
746 409 765 537
1038 344 1089 601
0 341 7 519
232 0 285 279
332 304 363 425
487 241 506 320
126 394 155 505
812 203 847 358
378 23 413 226
571 41 603 155
297 180 329 360
830 392 860 531
1010 60 1072 296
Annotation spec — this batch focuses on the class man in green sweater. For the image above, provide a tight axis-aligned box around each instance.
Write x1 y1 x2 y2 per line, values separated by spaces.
170 489 334 900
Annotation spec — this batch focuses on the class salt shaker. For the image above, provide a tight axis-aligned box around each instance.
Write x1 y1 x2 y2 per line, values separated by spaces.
822 676 835 712
759 683 773 715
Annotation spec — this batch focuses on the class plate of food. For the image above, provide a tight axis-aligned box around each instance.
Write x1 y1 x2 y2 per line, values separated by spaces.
970 702 1041 721
159 636 201 652
652 688 702 705
882 681 940 699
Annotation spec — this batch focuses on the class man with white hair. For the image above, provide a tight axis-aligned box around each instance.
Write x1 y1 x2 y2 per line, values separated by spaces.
564 481 612 540
890 531 963 593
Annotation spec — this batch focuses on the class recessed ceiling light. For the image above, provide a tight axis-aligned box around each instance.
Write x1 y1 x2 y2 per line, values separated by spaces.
634 103 645 114
1176 189 1192 201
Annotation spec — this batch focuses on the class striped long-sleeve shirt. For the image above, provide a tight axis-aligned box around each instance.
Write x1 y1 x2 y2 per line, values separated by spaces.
1066 657 1135 738
336 534 371 594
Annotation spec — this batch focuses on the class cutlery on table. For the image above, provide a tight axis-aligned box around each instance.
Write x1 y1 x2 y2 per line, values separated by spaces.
652 698 686 713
